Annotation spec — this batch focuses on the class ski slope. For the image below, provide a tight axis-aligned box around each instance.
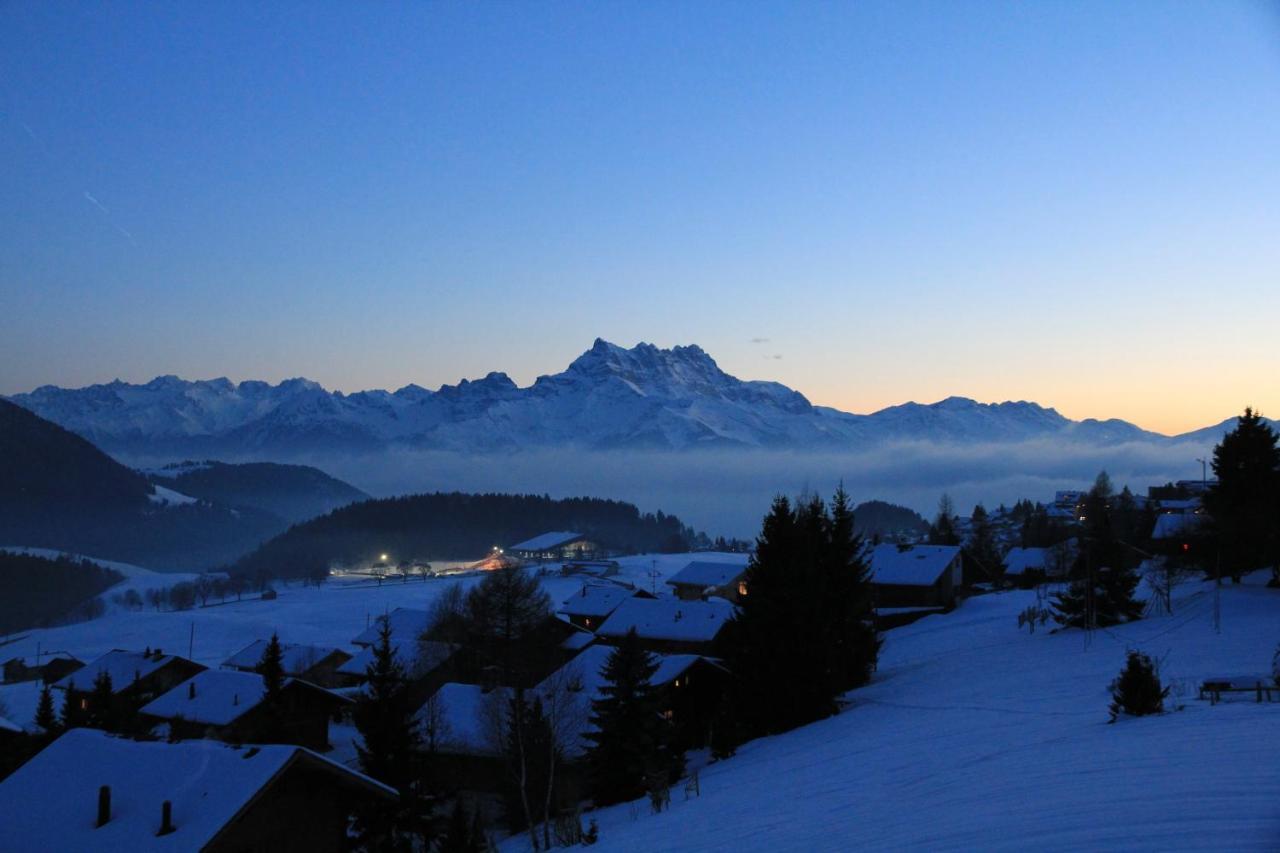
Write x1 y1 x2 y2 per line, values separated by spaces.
538 576 1280 852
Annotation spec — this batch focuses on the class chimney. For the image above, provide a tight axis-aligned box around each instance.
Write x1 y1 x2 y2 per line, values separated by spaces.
96 785 111 828
188 681 196 700
232 693 238 706
157 800 175 836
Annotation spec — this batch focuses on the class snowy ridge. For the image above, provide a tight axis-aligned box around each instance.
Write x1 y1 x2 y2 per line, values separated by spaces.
6 340 1249 455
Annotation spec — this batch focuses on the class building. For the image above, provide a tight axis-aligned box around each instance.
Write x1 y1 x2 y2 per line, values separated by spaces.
556 584 653 631
665 560 749 602
0 728 395 852
337 639 458 691
1002 547 1052 587
2 653 83 686
221 640 351 688
509 531 598 562
869 544 964 608
52 650 207 718
140 669 350 751
350 607 432 648
594 596 734 655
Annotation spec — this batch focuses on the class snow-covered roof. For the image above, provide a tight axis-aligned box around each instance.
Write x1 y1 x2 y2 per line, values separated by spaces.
350 607 432 647
869 544 962 587
420 683 498 756
1003 547 1050 576
666 560 747 589
3 651 81 667
596 597 733 644
1157 498 1201 512
509 531 587 552
561 630 595 651
0 716 22 734
140 669 267 726
338 639 456 678
557 585 637 618
221 640 345 675
1152 513 1205 540
51 650 199 693
0 729 394 852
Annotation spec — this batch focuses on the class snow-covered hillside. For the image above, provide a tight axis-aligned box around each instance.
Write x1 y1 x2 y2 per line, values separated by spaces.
548 577 1280 852
6 340 1246 456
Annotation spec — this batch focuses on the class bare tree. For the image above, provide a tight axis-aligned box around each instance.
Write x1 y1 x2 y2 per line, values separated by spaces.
536 660 589 851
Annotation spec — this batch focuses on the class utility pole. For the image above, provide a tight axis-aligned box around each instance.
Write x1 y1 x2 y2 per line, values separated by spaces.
1196 457 1207 488
648 560 660 596
188 621 195 660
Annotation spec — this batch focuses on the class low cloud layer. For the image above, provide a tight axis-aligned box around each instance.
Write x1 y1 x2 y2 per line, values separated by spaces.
273 438 1215 539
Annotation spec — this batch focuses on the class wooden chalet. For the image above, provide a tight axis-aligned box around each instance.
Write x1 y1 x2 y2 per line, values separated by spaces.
0 728 395 853
52 649 207 718
140 669 350 751
556 583 653 631
666 560 749 603
869 544 963 609
594 596 734 655
2 653 83 686
221 639 351 689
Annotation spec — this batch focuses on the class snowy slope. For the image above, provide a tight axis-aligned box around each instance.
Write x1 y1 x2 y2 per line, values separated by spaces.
7 339 1239 456
535 577 1280 852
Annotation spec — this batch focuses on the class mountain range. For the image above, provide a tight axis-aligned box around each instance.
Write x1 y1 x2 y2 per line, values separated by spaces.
5 339 1245 457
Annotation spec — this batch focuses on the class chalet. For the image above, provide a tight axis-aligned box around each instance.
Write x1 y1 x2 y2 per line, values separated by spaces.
594 596 734 655
1003 547 1050 586
350 607 431 648
2 653 83 685
1152 512 1206 541
556 584 653 631
0 728 395 853
414 682 508 793
221 640 351 688
666 560 749 603
140 670 350 751
52 650 207 718
337 639 458 690
509 531 598 562
869 544 963 608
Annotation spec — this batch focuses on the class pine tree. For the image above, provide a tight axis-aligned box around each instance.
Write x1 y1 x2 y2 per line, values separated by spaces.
584 629 681 806
1054 471 1143 628
822 486 880 695
928 494 961 546
255 632 285 700
351 617 426 850
964 504 1005 585
34 684 58 734
1108 651 1169 722
88 670 116 731
1204 408 1280 584
59 680 86 729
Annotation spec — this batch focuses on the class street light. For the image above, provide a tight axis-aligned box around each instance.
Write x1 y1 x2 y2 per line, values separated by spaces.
1195 457 1207 485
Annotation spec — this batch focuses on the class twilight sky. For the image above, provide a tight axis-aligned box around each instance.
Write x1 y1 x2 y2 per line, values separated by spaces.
2 2 1278 435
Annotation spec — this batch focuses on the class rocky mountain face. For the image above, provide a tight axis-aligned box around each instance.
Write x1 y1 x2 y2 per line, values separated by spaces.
6 339 1237 456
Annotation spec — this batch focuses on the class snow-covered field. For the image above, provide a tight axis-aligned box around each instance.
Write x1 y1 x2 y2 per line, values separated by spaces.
0 552 742 733
547 575 1280 852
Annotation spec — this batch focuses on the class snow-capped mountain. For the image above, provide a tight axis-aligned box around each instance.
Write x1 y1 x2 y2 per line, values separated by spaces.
4 339 1237 456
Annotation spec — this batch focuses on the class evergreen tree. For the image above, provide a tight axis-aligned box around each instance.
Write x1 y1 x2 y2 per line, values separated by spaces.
88 670 116 731
351 617 427 850
584 629 682 806
255 631 285 700
1203 408 1280 584
964 504 1005 585
59 680 86 729
34 684 58 734
822 487 880 695
1108 651 1169 722
928 494 961 546
1054 471 1143 628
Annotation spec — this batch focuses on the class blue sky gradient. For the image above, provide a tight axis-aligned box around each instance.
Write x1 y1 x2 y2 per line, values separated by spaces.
2 2 1278 433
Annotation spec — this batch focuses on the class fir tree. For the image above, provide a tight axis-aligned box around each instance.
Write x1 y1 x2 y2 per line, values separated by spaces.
1054 471 1144 628
1108 651 1169 722
255 632 285 700
964 504 1005 585
34 684 58 734
1203 408 1280 584
584 629 681 806
822 486 880 695
351 617 426 850
928 494 961 546
88 670 116 731
59 680 86 729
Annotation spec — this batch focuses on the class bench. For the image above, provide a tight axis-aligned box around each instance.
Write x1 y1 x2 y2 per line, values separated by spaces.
1199 676 1278 705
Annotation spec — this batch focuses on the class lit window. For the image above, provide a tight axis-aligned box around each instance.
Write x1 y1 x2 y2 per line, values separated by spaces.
738 581 748 597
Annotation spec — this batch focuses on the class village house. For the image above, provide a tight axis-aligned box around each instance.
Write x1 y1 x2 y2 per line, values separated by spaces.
594 596 734 655
140 669 350 751
221 639 351 689
52 649 207 719
665 560 749 603
556 584 653 631
869 544 964 609
508 531 598 562
0 728 395 853
350 607 432 648
338 638 459 698
2 652 83 686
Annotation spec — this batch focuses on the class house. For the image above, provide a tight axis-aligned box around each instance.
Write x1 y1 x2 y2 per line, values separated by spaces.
666 560 749 602
221 640 351 688
337 639 458 692
2 653 84 685
1152 512 1206 541
1002 547 1050 585
140 670 350 751
594 596 734 655
414 682 507 792
869 544 964 608
0 728 395 853
350 607 432 648
556 584 652 631
52 650 207 718
509 531 598 562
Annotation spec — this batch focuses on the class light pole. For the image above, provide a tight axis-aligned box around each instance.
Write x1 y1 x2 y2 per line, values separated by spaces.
1195 457 1207 487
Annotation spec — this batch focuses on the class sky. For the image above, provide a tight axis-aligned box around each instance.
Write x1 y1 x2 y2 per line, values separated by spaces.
2 2 1278 435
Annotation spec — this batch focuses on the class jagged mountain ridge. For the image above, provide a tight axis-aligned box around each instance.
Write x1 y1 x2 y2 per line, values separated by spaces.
5 339 1240 455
